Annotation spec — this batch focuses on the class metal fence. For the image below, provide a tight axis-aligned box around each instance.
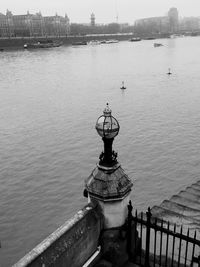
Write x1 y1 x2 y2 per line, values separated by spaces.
127 201 200 267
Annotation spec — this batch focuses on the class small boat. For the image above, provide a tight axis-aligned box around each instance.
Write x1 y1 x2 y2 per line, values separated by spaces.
87 40 100 45
144 37 156 40
24 40 62 49
167 68 172 75
154 43 163 47
120 81 126 90
170 34 181 38
0 48 4 52
129 37 141 42
105 39 119 44
72 41 87 46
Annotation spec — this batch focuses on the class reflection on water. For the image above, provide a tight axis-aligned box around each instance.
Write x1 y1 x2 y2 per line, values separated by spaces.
1 37 200 265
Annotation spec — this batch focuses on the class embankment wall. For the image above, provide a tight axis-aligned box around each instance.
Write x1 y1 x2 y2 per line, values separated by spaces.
0 34 134 49
13 204 103 267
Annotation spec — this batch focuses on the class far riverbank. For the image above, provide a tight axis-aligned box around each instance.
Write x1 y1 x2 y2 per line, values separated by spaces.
0 33 171 50
0 34 132 50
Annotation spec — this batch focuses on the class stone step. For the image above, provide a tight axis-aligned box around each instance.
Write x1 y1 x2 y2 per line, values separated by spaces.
170 195 200 210
160 200 200 219
151 205 200 232
151 181 200 236
185 186 200 196
178 190 200 203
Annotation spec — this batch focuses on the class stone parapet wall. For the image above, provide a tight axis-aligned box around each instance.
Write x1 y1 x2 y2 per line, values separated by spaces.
13 204 103 267
0 34 134 49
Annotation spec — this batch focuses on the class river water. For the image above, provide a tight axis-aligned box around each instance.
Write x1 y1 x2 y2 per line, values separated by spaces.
1 37 200 266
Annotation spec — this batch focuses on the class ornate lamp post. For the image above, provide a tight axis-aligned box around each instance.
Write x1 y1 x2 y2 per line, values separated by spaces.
85 104 133 229
96 103 119 167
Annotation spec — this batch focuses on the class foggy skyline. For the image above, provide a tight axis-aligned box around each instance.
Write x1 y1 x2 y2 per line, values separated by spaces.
1 0 200 24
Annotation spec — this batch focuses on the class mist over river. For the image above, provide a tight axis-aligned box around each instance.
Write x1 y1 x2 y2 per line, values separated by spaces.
1 37 200 266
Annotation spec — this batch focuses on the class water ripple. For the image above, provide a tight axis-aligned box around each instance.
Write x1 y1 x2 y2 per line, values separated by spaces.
1 38 200 266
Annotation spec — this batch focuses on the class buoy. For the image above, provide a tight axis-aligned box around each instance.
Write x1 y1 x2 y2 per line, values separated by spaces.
120 81 126 89
167 68 172 75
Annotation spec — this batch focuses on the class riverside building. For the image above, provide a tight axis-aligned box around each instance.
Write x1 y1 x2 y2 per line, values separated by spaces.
0 10 70 37
134 7 179 35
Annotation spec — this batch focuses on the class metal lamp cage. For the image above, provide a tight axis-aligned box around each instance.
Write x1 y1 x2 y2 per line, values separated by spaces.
95 114 120 139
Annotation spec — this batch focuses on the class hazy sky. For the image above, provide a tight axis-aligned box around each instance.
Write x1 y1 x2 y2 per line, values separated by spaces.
1 0 200 24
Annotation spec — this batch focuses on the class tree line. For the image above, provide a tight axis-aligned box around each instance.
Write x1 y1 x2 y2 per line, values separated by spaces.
70 23 135 35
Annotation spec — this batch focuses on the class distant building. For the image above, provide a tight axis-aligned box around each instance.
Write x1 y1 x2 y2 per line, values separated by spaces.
134 8 179 35
6 10 14 37
44 14 70 37
134 16 169 35
90 13 95 27
12 12 33 37
0 13 8 37
179 17 200 32
0 10 70 37
168 7 179 33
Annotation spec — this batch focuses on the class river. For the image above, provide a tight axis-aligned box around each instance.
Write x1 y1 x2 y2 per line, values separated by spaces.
1 37 200 266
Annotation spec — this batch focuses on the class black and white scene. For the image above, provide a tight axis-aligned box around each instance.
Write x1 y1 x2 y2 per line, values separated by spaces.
1 0 200 266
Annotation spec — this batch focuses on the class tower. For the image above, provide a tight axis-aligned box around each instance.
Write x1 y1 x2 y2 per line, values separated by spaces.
85 104 133 229
168 7 179 33
65 14 70 35
6 10 14 37
90 13 95 27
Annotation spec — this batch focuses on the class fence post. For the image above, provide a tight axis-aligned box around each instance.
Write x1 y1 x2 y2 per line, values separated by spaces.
127 200 133 260
145 207 152 267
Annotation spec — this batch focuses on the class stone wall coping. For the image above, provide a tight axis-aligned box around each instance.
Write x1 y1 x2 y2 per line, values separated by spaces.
13 205 94 267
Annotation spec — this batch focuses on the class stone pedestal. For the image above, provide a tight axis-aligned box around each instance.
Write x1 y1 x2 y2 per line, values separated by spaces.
85 163 133 229
84 104 136 266
97 195 130 228
94 223 141 267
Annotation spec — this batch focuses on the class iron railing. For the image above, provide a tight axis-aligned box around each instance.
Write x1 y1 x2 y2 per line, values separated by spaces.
127 201 200 267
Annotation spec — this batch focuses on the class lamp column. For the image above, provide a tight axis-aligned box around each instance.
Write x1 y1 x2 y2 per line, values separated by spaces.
85 103 133 228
